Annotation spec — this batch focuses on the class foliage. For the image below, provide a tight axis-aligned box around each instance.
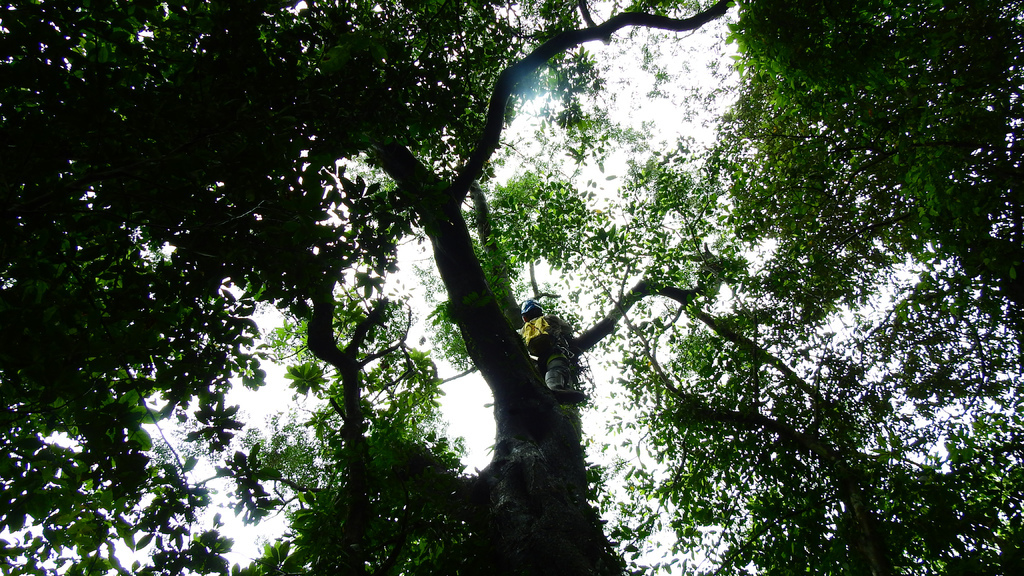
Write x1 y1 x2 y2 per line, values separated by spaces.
4 0 1023 575
238 303 481 575
0 0 532 572
723 0 1024 326
590 0 1024 574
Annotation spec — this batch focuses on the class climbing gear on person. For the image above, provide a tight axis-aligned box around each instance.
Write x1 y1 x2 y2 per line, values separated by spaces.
519 298 589 405
521 316 553 355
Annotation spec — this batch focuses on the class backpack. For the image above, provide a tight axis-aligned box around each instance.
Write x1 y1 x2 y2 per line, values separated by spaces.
521 316 553 355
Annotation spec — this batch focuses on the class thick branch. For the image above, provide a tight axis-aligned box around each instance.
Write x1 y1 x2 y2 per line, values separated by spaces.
450 1 732 199
686 398 842 463
358 339 404 369
695 400 890 576
610 277 819 404
357 302 409 368
370 142 435 196
307 289 350 371
599 279 891 575
370 145 549 405
573 279 700 353
627 304 891 576
440 367 478 384
306 290 394 576
690 309 823 404
573 280 819 408
346 299 390 357
648 365 891 576
578 1 598 28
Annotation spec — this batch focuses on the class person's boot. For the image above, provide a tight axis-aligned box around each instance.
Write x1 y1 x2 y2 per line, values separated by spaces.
551 388 587 404
546 361 586 404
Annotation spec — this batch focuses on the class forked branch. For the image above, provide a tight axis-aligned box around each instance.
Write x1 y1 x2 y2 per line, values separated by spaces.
450 0 732 199
573 279 700 353
614 293 892 576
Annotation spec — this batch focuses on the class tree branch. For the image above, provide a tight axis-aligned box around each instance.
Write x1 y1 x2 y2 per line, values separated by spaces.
440 367 479 384
601 274 818 406
621 301 891 576
329 396 349 424
574 275 822 412
305 287 394 575
358 339 404 369
449 1 732 200
662 382 890 576
345 299 390 357
593 274 892 574
835 212 912 250
307 286 350 371
690 309 821 402
573 279 700 353
578 1 598 28
271 475 317 496
529 262 541 299
369 142 433 196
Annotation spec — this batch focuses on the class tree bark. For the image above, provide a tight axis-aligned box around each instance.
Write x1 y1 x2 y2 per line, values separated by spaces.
429 191 622 575
469 181 523 326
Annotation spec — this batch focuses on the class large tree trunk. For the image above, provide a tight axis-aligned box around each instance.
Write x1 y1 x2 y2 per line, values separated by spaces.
424 192 622 575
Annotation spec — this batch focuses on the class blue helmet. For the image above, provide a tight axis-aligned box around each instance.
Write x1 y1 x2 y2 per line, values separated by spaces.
521 299 543 318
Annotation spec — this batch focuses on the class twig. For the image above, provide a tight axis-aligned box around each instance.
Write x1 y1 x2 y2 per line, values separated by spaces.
441 368 479 384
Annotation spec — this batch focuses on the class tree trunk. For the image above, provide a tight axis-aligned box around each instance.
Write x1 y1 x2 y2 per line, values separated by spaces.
424 193 622 574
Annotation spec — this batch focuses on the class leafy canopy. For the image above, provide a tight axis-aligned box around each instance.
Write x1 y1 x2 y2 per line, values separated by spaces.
3 0 1023 575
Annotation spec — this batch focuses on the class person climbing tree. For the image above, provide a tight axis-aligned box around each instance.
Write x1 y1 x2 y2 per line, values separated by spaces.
520 299 587 404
